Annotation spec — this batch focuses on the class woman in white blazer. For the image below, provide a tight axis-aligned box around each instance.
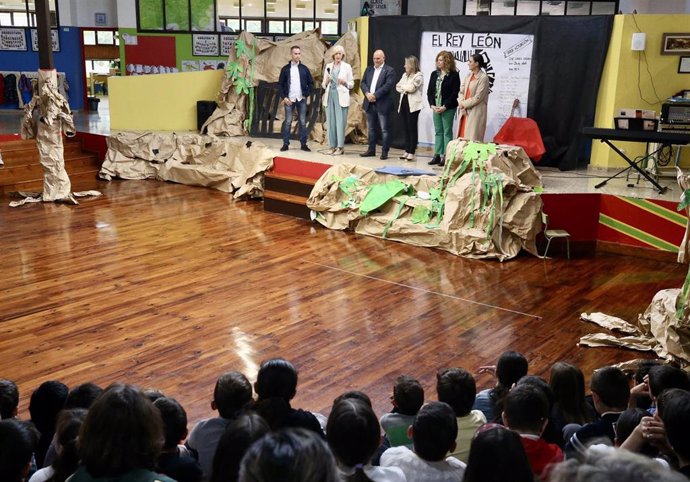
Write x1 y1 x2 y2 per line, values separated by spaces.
395 55 424 161
322 45 354 155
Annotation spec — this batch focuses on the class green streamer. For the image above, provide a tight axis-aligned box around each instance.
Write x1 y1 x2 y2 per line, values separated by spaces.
383 196 409 238
678 189 690 212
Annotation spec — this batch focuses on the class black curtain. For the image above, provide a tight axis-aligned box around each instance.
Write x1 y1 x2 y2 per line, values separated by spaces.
368 15 613 170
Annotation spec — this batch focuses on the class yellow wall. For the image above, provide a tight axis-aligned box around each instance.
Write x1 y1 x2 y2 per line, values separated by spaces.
591 14 690 168
356 16 369 75
109 70 225 131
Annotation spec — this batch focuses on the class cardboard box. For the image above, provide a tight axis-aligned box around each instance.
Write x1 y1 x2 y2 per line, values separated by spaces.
614 117 658 131
617 108 656 119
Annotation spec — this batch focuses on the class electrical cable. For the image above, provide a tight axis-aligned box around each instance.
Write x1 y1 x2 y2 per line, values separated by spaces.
631 14 664 106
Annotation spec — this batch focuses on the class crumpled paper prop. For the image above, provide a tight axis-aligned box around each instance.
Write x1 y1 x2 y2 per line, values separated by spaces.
202 30 368 144
578 168 690 366
99 132 273 199
13 69 100 207
307 139 543 261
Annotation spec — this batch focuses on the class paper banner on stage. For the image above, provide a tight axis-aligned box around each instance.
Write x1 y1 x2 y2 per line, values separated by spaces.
419 32 534 144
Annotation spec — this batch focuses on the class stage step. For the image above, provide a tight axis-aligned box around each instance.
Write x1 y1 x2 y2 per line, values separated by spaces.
0 137 102 198
263 171 317 220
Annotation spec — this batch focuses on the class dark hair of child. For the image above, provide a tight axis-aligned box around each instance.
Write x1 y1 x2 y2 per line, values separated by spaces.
489 351 528 421
590 367 630 410
437 368 476 417
549 363 594 425
64 383 103 410
0 419 38 482
327 398 380 475
210 413 269 482
0 380 19 420
153 397 188 450
463 424 534 482
393 375 424 416
239 428 339 482
49 408 88 482
412 402 458 462
78 384 164 477
215 371 253 419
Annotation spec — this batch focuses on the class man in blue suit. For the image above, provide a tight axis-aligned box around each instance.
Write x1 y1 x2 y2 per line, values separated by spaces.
360 49 396 160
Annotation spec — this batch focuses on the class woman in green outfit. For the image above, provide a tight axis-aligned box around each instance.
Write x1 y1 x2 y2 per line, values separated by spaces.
426 51 460 167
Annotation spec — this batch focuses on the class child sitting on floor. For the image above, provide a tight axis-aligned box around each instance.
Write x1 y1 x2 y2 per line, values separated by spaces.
186 371 253 480
380 375 424 449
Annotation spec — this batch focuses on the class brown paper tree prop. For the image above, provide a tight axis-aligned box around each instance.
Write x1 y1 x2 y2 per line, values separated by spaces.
12 69 100 207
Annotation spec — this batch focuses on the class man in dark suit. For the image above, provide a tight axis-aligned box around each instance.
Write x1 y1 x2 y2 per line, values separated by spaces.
360 49 396 160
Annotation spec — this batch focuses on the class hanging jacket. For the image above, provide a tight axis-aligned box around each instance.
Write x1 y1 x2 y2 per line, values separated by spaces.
18 74 33 105
4 73 18 105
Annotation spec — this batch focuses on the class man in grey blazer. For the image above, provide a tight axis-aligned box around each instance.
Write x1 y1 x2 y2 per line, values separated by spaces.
360 49 396 160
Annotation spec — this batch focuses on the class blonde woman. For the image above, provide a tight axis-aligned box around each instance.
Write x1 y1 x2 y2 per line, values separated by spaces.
395 55 424 161
322 45 354 155
427 51 460 166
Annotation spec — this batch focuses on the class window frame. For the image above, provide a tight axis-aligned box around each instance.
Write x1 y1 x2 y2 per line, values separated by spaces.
136 0 341 36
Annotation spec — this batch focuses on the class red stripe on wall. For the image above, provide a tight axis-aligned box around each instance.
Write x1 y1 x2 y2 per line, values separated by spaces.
598 222 653 249
599 195 685 246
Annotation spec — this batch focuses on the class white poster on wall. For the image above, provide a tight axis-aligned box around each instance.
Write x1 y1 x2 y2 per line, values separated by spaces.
193 34 219 56
0 28 27 51
220 34 236 56
30 29 60 52
418 31 533 144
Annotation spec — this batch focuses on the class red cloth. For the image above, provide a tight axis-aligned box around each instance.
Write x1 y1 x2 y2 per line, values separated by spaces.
521 437 563 481
457 73 475 138
493 116 546 162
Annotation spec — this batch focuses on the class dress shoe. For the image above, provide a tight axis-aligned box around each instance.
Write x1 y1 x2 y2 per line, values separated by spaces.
301 144 311 152
280 144 289 152
360 150 376 157
428 155 441 165
406 153 416 162
333 147 344 156
439 157 446 167
380 151 389 160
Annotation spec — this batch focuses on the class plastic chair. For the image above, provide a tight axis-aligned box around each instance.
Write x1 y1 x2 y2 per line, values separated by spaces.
542 211 570 259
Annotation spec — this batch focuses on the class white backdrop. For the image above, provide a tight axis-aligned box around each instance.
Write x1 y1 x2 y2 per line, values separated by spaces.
417 31 534 145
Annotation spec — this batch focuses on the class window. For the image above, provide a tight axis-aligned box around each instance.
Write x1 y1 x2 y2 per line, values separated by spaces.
464 0 618 15
143 0 341 35
0 0 58 26
83 29 119 46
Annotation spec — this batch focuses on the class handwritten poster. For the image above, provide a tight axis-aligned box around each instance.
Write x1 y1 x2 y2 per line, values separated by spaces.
0 28 27 51
31 29 60 52
220 34 236 57
419 31 534 143
193 34 219 56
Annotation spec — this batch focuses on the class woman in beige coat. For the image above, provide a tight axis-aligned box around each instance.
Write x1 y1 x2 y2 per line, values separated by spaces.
322 45 354 155
395 56 424 161
457 53 490 142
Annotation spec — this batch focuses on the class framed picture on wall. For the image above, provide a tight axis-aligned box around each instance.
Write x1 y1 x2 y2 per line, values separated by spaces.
661 33 690 55
192 34 219 57
30 29 60 52
680 57 690 74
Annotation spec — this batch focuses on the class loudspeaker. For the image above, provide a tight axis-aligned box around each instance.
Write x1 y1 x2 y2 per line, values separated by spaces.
197 101 217 133
631 32 646 52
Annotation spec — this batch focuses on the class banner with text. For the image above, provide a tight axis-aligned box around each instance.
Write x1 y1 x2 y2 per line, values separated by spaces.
419 31 533 144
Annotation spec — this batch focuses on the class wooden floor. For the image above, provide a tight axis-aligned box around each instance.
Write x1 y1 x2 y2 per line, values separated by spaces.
1 179 686 425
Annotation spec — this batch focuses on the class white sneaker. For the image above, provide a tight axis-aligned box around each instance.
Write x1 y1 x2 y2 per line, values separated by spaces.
406 153 416 161
326 148 336 155
333 147 344 156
